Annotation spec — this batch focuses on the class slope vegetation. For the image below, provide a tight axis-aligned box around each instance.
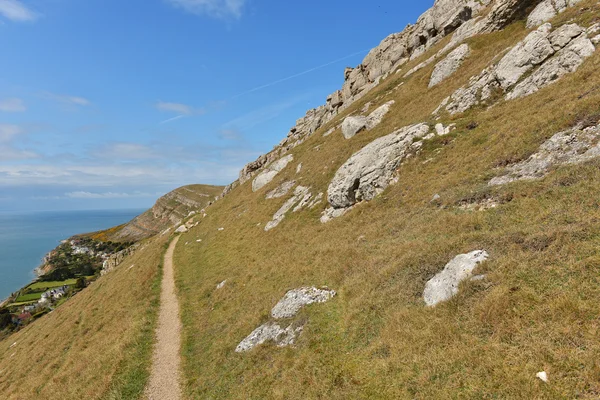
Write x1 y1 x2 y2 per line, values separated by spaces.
172 2 600 398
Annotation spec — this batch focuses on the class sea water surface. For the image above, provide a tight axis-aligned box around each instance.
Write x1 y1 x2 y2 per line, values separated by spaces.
0 209 144 300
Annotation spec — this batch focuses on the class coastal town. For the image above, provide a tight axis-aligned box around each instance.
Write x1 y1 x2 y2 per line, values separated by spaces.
0 237 134 337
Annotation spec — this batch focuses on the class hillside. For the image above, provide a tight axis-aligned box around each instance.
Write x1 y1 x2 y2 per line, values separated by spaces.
2 0 600 398
89 184 224 242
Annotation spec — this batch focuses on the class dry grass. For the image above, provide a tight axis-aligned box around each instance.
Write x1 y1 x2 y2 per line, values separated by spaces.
173 5 600 399
0 234 169 399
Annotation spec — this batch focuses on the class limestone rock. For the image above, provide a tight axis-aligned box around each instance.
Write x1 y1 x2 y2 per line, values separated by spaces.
235 322 304 353
527 0 583 28
296 163 302 174
429 44 470 87
216 280 226 290
341 101 395 139
326 123 430 213
423 250 489 306
252 154 294 192
266 181 296 200
444 22 597 114
271 287 337 319
175 225 188 233
490 123 600 185
265 186 310 231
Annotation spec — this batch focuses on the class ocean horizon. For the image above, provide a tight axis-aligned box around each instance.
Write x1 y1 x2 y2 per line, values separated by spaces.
0 209 144 300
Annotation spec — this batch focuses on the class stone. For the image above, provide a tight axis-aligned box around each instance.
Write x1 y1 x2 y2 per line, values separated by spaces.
429 44 470 87
265 186 310 231
323 127 336 137
266 181 296 200
320 207 350 224
308 192 324 209
536 371 549 383
326 123 430 213
430 193 442 203
527 0 583 28
216 280 226 290
489 123 600 185
175 225 188 233
423 250 489 306
342 116 368 139
252 154 294 192
235 322 304 353
443 22 597 114
434 123 455 136
296 163 302 174
593 35 600 46
271 287 337 319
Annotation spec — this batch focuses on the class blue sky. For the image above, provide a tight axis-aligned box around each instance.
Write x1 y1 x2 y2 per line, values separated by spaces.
0 0 431 212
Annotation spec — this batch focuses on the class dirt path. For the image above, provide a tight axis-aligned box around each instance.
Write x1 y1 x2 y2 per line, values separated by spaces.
145 236 183 400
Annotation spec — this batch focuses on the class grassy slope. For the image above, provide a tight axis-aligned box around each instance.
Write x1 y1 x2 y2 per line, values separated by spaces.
175 4 600 399
0 233 170 399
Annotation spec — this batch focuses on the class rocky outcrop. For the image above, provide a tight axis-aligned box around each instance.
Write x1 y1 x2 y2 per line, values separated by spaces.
101 244 140 276
429 44 470 87
236 287 336 352
423 250 489 306
271 287 337 319
265 186 310 231
266 180 296 199
490 122 600 186
341 101 395 139
322 123 430 222
442 23 596 114
252 155 294 192
527 0 583 28
236 0 539 188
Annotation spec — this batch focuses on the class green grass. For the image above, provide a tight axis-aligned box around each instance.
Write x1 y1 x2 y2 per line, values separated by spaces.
15 292 43 302
27 279 78 291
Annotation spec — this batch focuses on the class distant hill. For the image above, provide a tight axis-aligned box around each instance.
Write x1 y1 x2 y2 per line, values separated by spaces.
88 184 224 242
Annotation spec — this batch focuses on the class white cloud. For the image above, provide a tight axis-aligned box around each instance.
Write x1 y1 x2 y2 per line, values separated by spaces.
219 128 242 141
65 191 158 199
0 98 26 112
0 0 39 22
0 124 22 142
41 92 91 107
92 142 158 160
155 101 204 116
165 0 246 19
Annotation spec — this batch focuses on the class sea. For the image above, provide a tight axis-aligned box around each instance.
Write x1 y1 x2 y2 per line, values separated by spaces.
0 209 144 301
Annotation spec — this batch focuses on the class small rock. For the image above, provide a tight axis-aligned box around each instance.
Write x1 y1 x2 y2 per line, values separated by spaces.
216 280 226 290
429 44 470 88
235 322 304 353
175 225 188 234
266 181 296 200
271 287 337 319
323 127 336 137
424 250 489 306
536 371 549 383
430 194 441 203
196 239 202 242
218 227 224 231
296 163 302 174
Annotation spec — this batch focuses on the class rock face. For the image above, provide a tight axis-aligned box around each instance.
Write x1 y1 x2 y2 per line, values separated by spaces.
323 123 430 221
527 0 583 28
236 287 336 352
490 123 600 185
235 0 537 188
423 250 489 306
252 155 294 192
341 101 395 139
429 44 470 87
266 180 296 200
271 287 337 319
443 23 596 114
101 244 140 276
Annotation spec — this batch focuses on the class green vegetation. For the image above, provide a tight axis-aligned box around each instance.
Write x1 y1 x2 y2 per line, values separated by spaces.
14 292 43 303
27 279 78 291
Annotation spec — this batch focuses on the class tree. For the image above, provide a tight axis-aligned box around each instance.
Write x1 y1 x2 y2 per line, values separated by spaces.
75 277 86 289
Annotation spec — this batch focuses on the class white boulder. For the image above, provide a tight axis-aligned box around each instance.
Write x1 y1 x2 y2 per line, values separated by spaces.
424 250 489 306
235 322 304 353
429 44 470 87
271 287 337 319
252 154 294 192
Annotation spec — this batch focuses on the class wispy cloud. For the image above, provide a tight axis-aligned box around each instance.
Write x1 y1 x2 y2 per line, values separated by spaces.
219 128 242 141
156 101 205 124
165 0 246 19
0 124 22 142
0 98 26 112
65 191 159 199
0 0 39 22
41 92 91 107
